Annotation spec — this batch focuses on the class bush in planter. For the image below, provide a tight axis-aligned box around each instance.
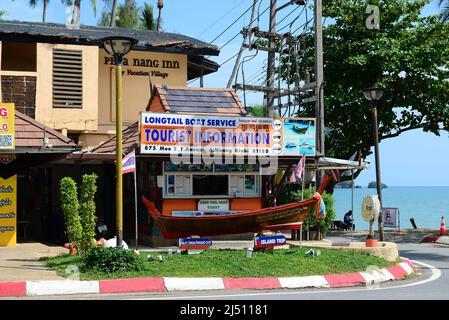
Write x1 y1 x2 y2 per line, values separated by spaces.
79 174 98 251
83 247 147 273
60 177 82 249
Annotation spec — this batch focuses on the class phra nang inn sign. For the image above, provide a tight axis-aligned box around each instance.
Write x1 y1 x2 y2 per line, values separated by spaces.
140 112 316 157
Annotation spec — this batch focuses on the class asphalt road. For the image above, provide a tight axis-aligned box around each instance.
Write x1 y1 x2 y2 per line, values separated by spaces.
14 238 448 300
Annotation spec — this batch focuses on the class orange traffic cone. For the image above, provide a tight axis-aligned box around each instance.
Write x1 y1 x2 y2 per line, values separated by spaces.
440 216 446 236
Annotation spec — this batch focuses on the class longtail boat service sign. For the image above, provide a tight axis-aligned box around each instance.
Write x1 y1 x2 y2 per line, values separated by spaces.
179 238 212 250
140 112 315 156
0 175 17 246
0 103 15 150
254 235 286 248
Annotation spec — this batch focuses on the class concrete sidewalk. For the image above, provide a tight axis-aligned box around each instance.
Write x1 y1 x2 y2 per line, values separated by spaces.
0 243 66 281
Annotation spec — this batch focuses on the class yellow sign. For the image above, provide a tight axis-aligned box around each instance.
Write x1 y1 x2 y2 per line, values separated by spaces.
0 103 15 150
0 175 17 246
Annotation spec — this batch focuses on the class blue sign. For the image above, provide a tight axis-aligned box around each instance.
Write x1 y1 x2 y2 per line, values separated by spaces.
179 238 212 249
254 235 286 248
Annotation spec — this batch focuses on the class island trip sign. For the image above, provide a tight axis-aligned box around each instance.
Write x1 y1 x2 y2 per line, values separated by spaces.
0 103 15 150
0 175 17 246
140 112 316 156
254 235 286 249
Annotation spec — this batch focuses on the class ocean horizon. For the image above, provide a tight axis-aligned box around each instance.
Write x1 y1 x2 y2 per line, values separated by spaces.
332 186 449 230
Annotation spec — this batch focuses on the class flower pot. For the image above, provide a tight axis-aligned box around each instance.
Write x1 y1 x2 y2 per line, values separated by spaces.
365 239 378 247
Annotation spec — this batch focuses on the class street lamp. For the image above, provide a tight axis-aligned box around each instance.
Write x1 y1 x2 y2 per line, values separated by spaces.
362 87 386 241
100 36 138 248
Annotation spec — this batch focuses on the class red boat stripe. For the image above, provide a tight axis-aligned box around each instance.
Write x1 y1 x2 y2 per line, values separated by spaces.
223 278 281 289
0 281 26 297
386 265 408 280
324 272 366 288
99 278 166 293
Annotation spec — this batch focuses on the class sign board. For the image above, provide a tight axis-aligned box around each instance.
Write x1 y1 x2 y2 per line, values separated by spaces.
0 103 15 150
254 235 286 249
179 238 212 250
382 208 399 229
140 112 315 156
198 199 230 212
0 175 17 246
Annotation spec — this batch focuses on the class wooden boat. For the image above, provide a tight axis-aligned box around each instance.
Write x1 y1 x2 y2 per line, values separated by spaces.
142 171 338 239
293 122 311 134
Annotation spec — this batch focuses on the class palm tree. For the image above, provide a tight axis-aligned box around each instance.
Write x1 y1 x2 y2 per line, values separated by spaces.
156 0 163 31
140 2 155 30
440 0 449 22
109 0 117 26
61 0 98 24
28 0 49 22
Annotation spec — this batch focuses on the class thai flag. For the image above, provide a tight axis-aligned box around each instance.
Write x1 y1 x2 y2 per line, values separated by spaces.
289 155 305 183
122 150 136 174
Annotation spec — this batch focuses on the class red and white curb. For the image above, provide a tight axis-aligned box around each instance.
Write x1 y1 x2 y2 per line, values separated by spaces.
0 259 415 297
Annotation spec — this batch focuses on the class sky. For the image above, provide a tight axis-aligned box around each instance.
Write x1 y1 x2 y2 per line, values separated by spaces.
0 0 448 186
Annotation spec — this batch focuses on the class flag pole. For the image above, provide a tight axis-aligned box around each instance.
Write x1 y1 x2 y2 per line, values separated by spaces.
134 152 138 251
301 154 306 201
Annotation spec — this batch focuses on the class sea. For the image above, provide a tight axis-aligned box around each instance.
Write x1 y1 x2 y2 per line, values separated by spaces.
332 187 449 230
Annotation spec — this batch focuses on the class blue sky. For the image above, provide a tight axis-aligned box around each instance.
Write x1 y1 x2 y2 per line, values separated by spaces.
1 0 448 186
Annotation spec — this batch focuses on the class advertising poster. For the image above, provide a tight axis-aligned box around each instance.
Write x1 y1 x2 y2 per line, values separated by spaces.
140 112 315 156
0 103 15 150
0 175 17 246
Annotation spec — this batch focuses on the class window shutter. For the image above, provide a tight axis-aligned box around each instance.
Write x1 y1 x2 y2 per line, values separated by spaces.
52 49 83 108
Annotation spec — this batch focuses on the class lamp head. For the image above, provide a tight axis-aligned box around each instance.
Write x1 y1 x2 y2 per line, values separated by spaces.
100 36 138 64
362 87 386 102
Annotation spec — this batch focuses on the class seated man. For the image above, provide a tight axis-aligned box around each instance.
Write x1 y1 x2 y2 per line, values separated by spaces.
343 210 355 230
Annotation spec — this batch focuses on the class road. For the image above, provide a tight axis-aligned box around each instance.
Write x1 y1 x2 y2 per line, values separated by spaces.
13 236 449 300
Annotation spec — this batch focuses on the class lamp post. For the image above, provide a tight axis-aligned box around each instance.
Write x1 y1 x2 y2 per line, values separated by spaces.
362 87 386 241
100 36 138 248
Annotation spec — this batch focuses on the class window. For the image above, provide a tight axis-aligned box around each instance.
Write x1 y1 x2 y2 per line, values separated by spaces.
1 42 36 71
52 49 83 108
193 175 228 196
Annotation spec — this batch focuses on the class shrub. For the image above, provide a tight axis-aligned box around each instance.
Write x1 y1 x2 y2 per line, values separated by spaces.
79 174 98 251
83 248 147 273
60 177 82 246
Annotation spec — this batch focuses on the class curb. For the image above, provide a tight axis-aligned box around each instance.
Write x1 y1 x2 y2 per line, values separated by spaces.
0 259 415 297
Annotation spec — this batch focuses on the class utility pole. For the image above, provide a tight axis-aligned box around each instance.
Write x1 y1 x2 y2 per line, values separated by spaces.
267 0 277 117
314 0 324 157
227 0 259 89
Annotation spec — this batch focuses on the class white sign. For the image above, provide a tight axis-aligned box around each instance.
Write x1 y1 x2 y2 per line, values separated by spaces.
382 208 399 228
198 199 230 212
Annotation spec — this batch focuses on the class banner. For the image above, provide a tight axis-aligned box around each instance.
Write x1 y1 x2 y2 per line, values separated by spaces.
140 112 315 156
0 175 17 246
254 235 286 249
0 103 15 150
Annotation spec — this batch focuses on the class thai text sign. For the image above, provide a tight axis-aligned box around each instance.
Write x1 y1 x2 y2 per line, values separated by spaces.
0 103 15 150
381 208 399 229
179 238 212 250
140 112 315 156
254 235 286 249
0 175 17 246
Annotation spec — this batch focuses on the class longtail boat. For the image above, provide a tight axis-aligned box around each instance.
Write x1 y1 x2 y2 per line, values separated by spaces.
142 171 338 239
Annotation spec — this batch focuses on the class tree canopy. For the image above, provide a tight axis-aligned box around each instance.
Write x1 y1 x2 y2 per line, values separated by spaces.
284 0 449 179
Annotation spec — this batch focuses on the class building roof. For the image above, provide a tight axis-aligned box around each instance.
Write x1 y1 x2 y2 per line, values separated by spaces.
91 122 139 156
149 85 248 116
2 110 78 153
0 20 219 56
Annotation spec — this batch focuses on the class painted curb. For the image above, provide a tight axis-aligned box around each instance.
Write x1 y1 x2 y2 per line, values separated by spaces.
0 259 415 297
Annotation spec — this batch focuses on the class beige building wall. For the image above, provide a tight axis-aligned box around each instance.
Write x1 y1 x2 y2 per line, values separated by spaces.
84 50 188 150
35 43 99 133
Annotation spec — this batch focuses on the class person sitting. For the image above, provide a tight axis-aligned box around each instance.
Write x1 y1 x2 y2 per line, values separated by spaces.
343 210 355 230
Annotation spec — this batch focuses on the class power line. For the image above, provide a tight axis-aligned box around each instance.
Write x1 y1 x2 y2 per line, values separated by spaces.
196 0 247 38
209 2 255 44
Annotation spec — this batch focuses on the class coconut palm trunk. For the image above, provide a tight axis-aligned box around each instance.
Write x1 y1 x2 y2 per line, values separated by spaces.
156 0 163 31
109 0 118 27
42 0 47 22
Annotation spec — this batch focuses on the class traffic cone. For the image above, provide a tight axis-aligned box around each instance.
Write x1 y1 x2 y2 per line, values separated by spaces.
440 216 446 236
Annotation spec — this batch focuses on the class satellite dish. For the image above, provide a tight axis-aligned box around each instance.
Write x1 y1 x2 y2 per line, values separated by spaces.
361 195 381 222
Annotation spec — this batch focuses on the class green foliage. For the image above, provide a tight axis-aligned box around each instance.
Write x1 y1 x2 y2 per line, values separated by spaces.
0 11 5 19
140 2 155 30
79 174 98 251
248 104 266 117
116 0 140 29
83 248 146 273
60 177 82 246
277 184 336 232
281 0 449 164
